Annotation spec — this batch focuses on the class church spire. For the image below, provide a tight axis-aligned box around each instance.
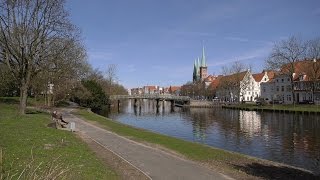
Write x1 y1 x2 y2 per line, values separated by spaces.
201 46 206 67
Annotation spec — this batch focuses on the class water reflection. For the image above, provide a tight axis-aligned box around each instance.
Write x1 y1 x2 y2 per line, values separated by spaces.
99 100 320 173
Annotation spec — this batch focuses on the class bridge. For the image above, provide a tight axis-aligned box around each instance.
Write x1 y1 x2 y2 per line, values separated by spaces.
109 94 191 107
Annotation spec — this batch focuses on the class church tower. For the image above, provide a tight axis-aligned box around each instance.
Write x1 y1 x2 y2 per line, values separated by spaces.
199 46 208 81
193 58 200 82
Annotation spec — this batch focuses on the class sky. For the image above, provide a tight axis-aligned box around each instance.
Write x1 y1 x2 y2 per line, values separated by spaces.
66 0 320 89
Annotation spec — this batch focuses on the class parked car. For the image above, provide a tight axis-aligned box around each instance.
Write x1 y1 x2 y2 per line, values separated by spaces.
270 100 283 104
299 100 314 104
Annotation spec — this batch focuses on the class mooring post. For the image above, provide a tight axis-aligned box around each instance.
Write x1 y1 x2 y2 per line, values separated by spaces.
134 99 137 107
171 100 175 110
156 99 160 108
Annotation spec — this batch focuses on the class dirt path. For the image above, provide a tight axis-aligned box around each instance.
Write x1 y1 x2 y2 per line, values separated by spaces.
60 108 232 180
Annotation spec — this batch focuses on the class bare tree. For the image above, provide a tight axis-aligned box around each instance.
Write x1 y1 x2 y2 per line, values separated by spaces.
306 37 320 60
305 38 320 102
105 64 118 85
0 0 79 114
222 61 250 75
265 36 306 104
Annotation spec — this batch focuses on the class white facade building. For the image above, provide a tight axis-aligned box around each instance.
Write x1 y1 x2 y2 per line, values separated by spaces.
216 70 261 102
261 74 293 104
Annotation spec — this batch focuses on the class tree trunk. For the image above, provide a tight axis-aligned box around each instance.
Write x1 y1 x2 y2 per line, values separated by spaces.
19 83 28 114
19 71 31 114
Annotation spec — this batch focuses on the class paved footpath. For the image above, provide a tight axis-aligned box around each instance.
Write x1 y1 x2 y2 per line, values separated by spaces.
61 108 232 180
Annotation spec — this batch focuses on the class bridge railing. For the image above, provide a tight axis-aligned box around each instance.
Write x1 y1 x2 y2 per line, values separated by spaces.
110 94 190 101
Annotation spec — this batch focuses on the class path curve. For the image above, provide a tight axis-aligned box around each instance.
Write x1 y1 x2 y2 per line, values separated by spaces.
61 108 232 180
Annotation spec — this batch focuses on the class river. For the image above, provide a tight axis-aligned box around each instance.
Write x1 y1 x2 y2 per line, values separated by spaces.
98 100 320 173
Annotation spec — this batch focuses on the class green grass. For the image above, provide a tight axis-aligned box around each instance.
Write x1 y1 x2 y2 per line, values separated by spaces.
0 96 45 107
225 103 320 112
0 103 118 180
75 109 246 163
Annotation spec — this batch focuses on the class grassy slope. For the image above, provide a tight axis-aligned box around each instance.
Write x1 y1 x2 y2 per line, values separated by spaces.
0 102 118 179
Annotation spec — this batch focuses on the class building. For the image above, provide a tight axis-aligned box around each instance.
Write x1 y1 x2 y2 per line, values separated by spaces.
252 70 275 98
168 86 181 95
260 59 320 104
216 70 258 102
143 86 158 94
261 74 293 104
131 87 143 95
193 46 208 82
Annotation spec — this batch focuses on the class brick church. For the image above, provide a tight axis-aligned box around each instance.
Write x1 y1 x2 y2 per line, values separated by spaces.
193 46 208 82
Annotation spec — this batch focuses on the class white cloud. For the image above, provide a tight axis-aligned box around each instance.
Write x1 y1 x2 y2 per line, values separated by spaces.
88 51 113 61
208 45 273 67
225 36 250 42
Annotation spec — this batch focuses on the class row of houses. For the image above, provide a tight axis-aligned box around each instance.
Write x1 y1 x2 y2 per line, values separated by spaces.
208 59 320 104
130 85 181 96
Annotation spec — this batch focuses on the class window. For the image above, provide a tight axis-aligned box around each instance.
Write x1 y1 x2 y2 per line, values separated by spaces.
276 86 279 91
277 79 279 82
281 86 284 91
264 78 267 81
281 79 284 82
263 87 266 92
287 78 290 82
248 91 251 95
287 85 291 91
287 95 291 101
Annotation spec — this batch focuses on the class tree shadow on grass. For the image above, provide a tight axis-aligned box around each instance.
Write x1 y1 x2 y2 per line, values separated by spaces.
0 98 19 104
47 122 56 128
26 109 43 114
232 162 319 180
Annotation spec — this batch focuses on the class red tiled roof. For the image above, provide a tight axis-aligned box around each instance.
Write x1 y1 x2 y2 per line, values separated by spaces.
220 71 247 82
280 59 320 81
144 86 157 91
252 73 264 82
169 86 181 92
209 77 221 89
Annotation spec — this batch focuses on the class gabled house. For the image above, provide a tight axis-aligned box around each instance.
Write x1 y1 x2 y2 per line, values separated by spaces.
216 70 257 102
143 85 158 94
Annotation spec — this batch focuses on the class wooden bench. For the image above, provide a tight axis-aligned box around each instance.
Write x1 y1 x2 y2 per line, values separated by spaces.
51 111 68 129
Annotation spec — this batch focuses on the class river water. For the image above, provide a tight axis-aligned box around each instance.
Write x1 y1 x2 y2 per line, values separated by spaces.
100 100 320 173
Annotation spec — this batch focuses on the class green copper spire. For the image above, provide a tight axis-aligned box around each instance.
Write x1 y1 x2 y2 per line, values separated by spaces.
193 59 197 78
197 57 200 76
201 46 206 67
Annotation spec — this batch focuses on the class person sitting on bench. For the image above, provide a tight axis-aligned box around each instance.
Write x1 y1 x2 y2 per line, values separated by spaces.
52 111 68 128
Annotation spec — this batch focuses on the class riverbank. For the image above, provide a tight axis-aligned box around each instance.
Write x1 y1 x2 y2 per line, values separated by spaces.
183 100 221 108
0 101 118 179
222 104 320 114
75 108 319 180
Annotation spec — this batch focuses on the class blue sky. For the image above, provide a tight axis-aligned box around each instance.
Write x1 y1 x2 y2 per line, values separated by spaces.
66 0 320 89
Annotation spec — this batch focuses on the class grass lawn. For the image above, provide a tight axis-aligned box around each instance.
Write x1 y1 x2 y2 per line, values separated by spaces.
0 102 118 179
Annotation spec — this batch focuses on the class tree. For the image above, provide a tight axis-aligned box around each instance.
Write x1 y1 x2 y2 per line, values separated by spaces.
0 0 79 114
304 38 320 102
222 61 250 76
265 36 306 104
